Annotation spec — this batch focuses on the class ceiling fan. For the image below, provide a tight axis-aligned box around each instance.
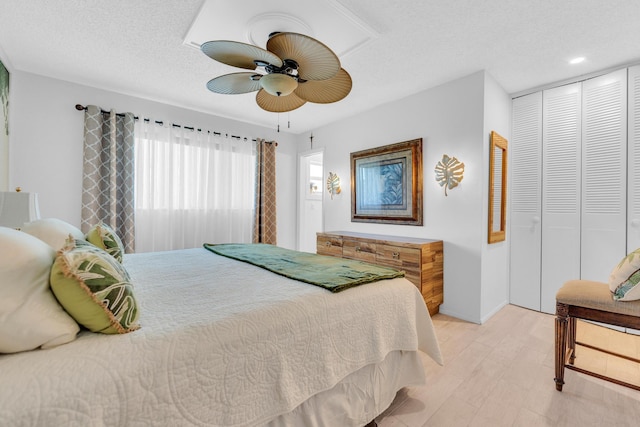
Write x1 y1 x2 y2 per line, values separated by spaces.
201 32 352 113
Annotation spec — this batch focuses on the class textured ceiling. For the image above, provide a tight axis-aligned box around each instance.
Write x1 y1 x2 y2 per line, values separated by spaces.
1 0 639 134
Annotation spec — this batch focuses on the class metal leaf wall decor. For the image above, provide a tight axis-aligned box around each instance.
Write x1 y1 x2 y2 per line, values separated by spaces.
326 172 341 200
435 154 465 196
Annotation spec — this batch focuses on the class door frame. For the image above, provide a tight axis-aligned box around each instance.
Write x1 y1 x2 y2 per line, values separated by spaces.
297 148 325 251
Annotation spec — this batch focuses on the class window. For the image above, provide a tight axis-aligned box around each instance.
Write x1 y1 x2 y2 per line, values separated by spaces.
134 122 255 252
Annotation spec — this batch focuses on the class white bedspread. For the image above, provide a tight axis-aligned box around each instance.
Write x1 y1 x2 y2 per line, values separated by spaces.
0 248 442 426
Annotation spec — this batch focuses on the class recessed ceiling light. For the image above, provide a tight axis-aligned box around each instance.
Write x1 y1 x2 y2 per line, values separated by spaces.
569 57 585 65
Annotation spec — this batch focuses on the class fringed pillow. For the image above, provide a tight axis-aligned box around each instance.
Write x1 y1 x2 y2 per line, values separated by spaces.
86 223 125 263
50 238 140 334
609 248 640 301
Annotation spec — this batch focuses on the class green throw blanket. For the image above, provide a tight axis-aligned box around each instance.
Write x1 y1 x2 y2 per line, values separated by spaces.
203 243 405 293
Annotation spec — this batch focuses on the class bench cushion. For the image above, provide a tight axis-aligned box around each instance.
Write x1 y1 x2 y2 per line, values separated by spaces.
557 279 640 317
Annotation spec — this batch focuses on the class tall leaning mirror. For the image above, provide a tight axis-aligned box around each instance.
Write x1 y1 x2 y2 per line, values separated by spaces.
488 131 508 243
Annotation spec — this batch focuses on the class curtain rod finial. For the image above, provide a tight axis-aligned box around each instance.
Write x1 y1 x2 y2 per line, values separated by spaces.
75 104 85 111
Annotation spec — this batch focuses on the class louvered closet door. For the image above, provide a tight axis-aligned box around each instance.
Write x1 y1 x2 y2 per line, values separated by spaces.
509 92 542 310
540 83 582 314
581 69 628 282
629 66 640 253
629 66 640 336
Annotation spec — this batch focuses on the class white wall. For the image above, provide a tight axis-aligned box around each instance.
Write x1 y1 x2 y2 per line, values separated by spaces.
8 71 298 249
297 71 507 323
480 72 512 322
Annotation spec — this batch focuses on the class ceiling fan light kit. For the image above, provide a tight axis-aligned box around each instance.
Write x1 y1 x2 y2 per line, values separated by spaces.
201 32 351 114
260 73 298 96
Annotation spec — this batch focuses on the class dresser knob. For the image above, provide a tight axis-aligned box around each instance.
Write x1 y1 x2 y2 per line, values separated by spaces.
325 241 331 247
392 252 400 259
355 246 361 252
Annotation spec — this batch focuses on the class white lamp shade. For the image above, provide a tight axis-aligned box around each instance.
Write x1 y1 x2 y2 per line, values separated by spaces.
0 192 41 228
259 73 298 97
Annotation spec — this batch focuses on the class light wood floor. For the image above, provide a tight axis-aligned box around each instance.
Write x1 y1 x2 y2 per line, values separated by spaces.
376 304 640 426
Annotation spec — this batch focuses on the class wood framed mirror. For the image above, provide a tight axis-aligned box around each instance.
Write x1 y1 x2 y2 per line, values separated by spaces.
488 131 508 243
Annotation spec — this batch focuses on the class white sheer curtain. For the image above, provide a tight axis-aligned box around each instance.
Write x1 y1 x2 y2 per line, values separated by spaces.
134 120 255 253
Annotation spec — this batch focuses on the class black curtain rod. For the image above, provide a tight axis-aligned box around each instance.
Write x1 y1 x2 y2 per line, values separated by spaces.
74 104 268 143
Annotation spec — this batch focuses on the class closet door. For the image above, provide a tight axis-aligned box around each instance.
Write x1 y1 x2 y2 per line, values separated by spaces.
540 83 582 314
627 66 640 336
581 69 628 282
509 92 542 310
629 66 640 253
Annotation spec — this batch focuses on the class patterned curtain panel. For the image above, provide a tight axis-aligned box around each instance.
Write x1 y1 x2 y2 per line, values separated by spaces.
81 105 135 253
253 138 277 244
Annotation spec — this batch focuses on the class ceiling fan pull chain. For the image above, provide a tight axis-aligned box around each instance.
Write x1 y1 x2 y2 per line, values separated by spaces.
288 112 291 129
277 113 280 133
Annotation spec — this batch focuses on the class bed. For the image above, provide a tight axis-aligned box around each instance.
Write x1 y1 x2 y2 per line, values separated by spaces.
0 242 442 426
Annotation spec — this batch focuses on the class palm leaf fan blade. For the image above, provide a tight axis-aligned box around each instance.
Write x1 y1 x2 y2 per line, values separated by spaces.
206 73 262 94
295 68 352 104
266 33 340 81
201 40 282 70
256 90 306 113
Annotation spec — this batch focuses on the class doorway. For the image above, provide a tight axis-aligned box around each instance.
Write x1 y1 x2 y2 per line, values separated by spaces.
298 150 324 253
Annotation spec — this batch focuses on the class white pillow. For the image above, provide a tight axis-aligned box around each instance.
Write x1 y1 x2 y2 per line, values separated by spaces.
0 227 79 353
609 248 640 301
21 218 85 251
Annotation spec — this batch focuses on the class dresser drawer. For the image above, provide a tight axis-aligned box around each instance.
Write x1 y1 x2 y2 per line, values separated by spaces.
317 235 343 257
376 244 421 290
343 239 376 263
376 245 420 269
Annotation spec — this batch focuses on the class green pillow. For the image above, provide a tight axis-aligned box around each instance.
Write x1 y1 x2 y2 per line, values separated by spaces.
50 239 140 334
609 248 640 301
86 223 125 263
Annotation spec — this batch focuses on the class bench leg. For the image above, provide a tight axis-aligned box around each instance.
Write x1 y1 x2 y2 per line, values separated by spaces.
568 317 577 364
555 302 569 391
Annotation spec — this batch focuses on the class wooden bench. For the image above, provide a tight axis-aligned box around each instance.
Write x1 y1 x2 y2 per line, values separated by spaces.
555 279 640 391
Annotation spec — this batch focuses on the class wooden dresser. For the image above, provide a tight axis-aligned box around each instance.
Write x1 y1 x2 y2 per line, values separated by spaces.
317 231 444 315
